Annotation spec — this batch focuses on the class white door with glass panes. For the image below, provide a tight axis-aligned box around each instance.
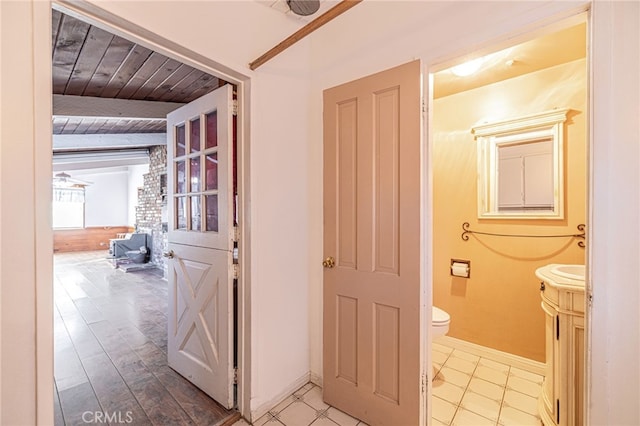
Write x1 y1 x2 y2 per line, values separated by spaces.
166 84 235 408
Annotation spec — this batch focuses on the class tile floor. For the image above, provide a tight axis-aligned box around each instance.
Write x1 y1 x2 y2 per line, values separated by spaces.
238 383 369 426
233 342 543 426
431 341 543 426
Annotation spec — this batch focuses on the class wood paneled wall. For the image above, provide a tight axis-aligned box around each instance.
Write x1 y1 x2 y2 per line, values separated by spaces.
54 226 133 253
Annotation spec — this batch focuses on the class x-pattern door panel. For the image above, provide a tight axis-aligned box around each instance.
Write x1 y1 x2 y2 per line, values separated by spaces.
167 243 232 407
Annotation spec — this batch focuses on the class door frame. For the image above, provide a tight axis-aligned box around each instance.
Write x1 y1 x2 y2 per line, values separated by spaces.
422 7 591 423
46 0 253 419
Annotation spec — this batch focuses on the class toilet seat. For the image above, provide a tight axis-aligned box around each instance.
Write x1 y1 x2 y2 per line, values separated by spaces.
432 306 450 325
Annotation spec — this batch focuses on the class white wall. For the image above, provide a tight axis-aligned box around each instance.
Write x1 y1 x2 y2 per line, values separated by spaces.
127 164 147 227
249 56 313 417
74 168 129 226
0 1 52 423
59 165 146 228
589 1 640 423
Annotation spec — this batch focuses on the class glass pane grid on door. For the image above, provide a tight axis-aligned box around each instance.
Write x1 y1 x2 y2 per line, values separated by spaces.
173 111 219 233
190 117 201 152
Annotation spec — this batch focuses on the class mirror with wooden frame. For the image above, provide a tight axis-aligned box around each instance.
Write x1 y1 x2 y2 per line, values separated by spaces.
473 108 569 219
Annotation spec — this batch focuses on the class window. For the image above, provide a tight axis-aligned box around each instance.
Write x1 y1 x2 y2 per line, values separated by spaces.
52 187 85 229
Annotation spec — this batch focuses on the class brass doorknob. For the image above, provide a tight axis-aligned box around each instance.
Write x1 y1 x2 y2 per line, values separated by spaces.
322 256 335 268
163 250 175 259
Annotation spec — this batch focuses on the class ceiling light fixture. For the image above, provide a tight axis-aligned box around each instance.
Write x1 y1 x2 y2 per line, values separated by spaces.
53 172 92 188
287 0 320 16
451 57 485 77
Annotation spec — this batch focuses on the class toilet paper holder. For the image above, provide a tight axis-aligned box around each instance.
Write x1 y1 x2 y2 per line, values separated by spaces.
450 259 471 278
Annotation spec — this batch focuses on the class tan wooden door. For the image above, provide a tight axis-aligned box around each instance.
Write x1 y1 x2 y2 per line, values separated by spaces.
166 84 235 408
323 60 423 425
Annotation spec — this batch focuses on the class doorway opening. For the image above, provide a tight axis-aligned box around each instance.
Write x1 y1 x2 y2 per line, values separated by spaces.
427 14 588 425
51 5 247 425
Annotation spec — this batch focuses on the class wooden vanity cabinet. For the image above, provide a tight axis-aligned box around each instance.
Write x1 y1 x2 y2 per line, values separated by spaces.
536 265 585 426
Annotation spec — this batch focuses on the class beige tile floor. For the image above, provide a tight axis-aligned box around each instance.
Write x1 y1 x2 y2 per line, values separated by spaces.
431 341 543 426
234 383 369 426
234 341 543 426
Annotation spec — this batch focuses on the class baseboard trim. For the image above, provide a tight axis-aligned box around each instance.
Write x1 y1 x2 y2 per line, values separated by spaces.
438 336 545 376
250 372 310 422
309 372 322 388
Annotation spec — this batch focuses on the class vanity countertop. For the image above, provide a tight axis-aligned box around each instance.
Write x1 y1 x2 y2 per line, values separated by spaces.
536 263 585 292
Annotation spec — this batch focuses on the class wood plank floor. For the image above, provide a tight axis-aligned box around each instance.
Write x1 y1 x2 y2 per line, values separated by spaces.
53 251 239 426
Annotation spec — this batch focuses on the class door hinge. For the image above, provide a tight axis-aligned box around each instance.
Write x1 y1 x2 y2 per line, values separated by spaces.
232 226 239 264
232 99 238 116
232 263 239 279
421 372 427 393
422 98 426 113
556 315 560 340
233 367 238 385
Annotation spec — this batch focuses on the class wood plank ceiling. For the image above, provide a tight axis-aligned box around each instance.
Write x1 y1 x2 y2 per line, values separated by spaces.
52 10 229 135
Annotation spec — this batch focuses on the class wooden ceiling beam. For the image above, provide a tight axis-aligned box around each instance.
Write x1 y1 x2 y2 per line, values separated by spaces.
52 149 151 172
249 0 363 71
53 94 185 120
53 133 166 152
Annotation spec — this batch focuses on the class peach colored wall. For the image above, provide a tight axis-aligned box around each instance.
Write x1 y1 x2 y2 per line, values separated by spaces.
433 58 587 361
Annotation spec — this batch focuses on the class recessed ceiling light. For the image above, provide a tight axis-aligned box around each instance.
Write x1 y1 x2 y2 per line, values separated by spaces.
451 57 484 77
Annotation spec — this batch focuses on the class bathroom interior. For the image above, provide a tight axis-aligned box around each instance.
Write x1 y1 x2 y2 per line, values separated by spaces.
430 18 587 425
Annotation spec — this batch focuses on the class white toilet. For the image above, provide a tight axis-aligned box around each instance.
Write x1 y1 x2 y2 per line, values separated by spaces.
432 306 450 339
